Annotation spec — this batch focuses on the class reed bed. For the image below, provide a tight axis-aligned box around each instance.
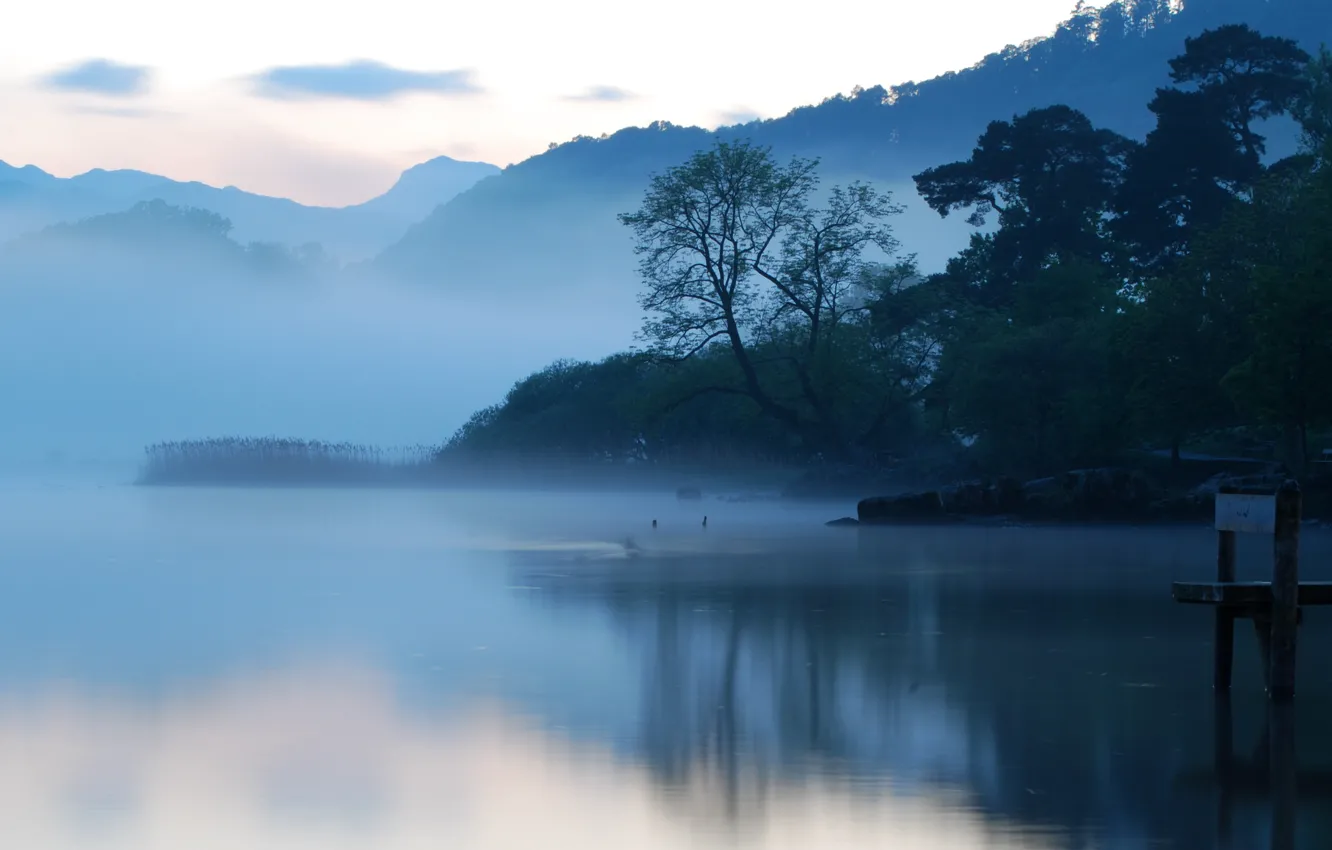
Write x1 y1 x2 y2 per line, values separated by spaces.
139 436 806 492
139 437 437 486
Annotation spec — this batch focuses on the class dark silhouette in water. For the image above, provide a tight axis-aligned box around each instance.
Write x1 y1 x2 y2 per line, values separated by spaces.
702 515 707 528
652 519 657 529
508 526 1332 847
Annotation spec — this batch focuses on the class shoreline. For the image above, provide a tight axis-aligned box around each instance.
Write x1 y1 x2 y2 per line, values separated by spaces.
131 477 785 498
130 479 1330 531
132 440 1332 525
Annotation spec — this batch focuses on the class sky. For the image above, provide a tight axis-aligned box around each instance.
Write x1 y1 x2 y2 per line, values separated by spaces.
0 0 1097 207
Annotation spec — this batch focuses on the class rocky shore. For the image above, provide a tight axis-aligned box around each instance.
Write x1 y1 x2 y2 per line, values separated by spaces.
853 468 1318 526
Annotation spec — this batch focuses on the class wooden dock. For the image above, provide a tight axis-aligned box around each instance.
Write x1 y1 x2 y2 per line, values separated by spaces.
1171 481 1329 700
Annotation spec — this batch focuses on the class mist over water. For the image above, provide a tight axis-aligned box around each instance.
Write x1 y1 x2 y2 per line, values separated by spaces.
0 143 972 482
3 482 1331 848
9 2 1332 846
0 267 637 475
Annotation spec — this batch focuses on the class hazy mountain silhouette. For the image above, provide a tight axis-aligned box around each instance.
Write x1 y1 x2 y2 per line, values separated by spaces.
0 195 575 470
372 0 1330 306
0 155 499 262
0 199 335 286
5 0 1328 307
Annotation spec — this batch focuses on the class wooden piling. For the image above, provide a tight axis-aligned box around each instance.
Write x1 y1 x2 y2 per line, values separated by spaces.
1254 614 1273 691
1174 479 1318 698
1215 485 1238 691
1269 701 1297 850
1269 480 1301 701
1214 695 1234 850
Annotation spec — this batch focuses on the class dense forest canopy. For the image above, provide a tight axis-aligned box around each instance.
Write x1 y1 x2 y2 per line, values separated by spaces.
442 23 1332 483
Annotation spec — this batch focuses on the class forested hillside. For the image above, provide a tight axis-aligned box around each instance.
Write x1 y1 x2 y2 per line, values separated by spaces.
1 200 332 286
440 23 1332 496
374 0 1332 298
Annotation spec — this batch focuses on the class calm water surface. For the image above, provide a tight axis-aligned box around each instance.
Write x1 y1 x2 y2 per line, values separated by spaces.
1 480 1330 849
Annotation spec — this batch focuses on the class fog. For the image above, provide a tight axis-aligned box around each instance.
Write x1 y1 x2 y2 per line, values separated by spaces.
378 171 977 303
0 260 636 477
0 160 973 483
4 483 1331 847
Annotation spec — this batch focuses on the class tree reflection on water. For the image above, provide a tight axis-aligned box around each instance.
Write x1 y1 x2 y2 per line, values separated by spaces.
509 526 1332 848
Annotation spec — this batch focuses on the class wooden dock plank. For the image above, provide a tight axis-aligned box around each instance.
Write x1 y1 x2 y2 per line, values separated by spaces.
1178 480 1316 701
1172 581 1332 606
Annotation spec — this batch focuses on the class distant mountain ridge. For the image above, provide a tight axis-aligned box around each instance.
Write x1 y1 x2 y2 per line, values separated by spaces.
0 155 500 261
4 0 1329 297
372 0 1332 301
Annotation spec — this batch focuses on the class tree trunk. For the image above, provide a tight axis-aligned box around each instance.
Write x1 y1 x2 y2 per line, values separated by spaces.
1282 422 1303 474
1299 421 1310 477
721 311 850 460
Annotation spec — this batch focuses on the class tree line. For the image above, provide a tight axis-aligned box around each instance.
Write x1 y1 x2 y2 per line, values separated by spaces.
444 25 1332 482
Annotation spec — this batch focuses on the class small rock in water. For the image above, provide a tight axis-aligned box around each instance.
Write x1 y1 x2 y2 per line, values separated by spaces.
826 516 859 527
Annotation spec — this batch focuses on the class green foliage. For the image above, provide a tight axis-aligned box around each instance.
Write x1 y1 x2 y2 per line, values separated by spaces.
441 350 797 467
1120 270 1241 457
1294 45 1332 152
617 139 921 460
1111 26 1310 279
941 261 1130 473
445 355 650 462
1114 88 1253 271
1221 155 1332 468
913 106 1135 306
1168 24 1310 160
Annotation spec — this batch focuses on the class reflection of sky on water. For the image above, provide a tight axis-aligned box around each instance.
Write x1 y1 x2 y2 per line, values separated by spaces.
0 667 1060 850
3 482 1332 847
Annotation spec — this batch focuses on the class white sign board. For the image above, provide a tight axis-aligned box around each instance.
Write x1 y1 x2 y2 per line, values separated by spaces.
1215 493 1276 534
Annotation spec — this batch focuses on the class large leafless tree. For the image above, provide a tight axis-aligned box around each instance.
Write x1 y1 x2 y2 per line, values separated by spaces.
620 140 913 458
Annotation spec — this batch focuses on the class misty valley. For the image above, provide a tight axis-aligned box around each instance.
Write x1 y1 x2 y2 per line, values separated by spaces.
5 0 1332 847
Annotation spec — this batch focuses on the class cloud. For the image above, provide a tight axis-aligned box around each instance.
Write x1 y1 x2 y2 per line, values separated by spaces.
564 85 636 103
250 60 481 101
68 105 173 120
42 59 151 97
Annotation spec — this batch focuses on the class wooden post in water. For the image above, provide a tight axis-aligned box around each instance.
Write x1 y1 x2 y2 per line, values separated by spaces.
1177 481 1321 696
1215 485 1238 691
1269 480 1301 701
1213 695 1234 850
1269 701 1297 850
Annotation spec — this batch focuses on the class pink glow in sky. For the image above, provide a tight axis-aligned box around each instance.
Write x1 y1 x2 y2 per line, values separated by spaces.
0 1 1097 205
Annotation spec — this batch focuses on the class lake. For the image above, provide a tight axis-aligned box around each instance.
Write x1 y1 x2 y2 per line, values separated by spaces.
1 480 1330 849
